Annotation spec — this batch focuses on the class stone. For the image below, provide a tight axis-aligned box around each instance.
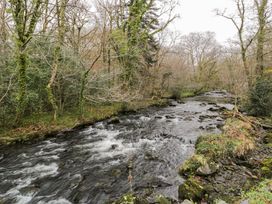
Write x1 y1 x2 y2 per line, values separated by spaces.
165 115 175 119
144 151 159 161
240 200 249 204
111 144 118 150
108 117 120 124
196 162 219 176
177 100 185 104
215 199 228 204
181 199 194 204
179 155 208 177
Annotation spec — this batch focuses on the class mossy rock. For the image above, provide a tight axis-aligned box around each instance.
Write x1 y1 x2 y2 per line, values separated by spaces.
261 158 272 178
156 195 172 204
195 161 219 176
179 154 218 177
178 177 205 202
264 132 272 144
113 194 149 204
179 154 207 177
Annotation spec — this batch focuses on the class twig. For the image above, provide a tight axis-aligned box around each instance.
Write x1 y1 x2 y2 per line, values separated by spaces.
0 75 13 104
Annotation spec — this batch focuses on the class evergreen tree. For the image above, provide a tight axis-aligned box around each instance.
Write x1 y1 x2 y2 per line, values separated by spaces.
112 0 160 87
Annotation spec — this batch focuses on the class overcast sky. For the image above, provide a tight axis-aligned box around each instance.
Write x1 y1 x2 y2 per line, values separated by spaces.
172 0 237 43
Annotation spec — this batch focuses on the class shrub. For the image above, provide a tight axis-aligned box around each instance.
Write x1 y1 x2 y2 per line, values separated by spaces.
169 87 196 100
247 77 272 116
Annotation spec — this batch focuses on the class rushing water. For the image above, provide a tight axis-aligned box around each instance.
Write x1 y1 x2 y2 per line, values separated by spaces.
0 91 234 204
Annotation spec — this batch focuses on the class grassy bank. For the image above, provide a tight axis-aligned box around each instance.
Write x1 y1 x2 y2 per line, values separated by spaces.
178 113 272 203
166 88 198 100
0 99 168 146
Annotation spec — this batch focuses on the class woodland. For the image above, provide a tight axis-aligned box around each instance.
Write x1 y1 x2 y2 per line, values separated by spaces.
0 0 271 132
0 0 272 203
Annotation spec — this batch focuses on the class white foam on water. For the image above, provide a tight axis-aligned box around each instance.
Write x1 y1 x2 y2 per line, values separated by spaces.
35 148 66 157
16 192 35 204
80 126 94 134
77 125 161 160
37 198 72 204
90 129 136 159
18 163 59 178
43 141 65 148
0 163 59 204
172 118 180 123
140 116 151 121
18 153 29 159
22 162 32 167
74 143 95 149
95 122 105 129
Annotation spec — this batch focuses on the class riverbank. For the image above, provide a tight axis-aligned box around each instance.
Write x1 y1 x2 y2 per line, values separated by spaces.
112 111 272 204
0 88 199 146
0 99 169 146
178 112 272 203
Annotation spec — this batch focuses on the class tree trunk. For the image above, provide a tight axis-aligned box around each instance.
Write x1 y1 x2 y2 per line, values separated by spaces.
242 50 252 88
255 0 268 77
79 54 101 119
15 48 27 122
10 0 43 123
46 0 67 121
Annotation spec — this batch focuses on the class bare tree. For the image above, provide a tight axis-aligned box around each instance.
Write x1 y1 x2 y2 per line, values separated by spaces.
216 0 256 88
179 32 221 89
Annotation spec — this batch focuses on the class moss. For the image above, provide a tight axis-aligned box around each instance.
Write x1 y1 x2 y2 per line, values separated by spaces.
195 119 255 160
179 116 267 204
113 194 149 204
180 91 196 98
113 194 136 204
261 158 272 178
264 132 272 144
241 179 272 204
179 154 208 177
223 118 254 139
178 177 205 202
168 88 197 100
196 134 243 159
156 195 171 204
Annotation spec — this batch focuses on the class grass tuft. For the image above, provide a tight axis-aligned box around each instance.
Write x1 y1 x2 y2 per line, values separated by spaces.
241 179 272 204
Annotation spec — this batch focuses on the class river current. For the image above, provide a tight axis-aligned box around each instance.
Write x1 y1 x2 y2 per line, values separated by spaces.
0 91 234 204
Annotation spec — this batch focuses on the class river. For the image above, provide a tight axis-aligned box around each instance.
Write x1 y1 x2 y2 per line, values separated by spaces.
0 91 234 204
